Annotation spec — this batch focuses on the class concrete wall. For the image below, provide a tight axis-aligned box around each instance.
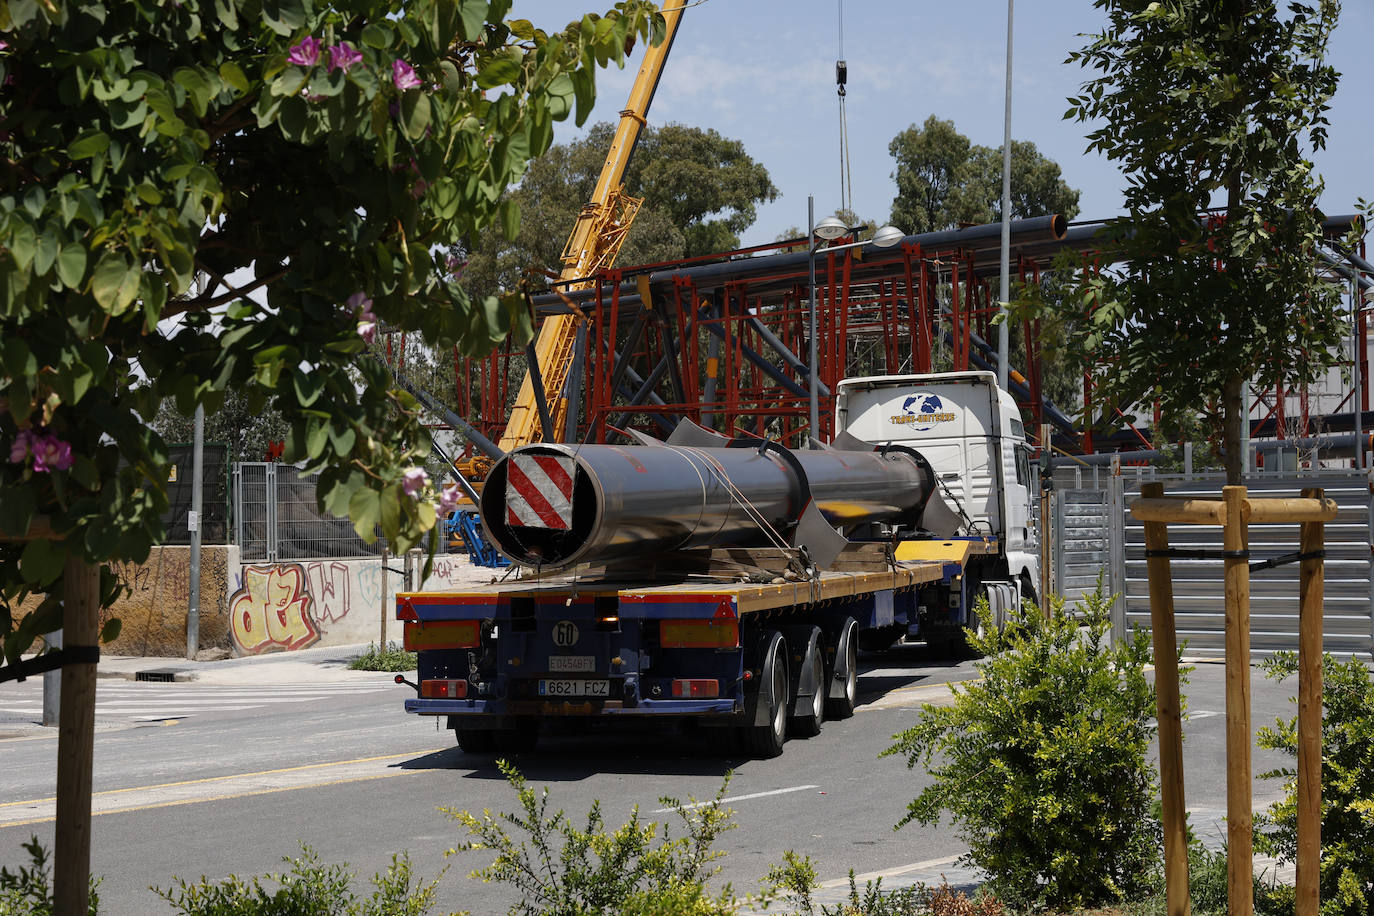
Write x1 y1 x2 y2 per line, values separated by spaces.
103 545 240 657
227 554 493 655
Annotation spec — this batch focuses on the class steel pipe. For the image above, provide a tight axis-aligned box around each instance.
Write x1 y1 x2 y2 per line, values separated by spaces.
480 438 937 569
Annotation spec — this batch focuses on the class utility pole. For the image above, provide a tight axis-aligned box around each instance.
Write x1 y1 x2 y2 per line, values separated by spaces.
186 404 203 658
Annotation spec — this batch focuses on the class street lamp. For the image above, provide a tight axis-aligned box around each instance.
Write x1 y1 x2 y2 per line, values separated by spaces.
807 194 905 442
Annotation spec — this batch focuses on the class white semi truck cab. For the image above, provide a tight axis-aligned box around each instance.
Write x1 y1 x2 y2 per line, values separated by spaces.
836 370 1040 648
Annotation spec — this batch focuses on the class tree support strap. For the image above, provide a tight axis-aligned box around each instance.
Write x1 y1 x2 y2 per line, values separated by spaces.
0 645 101 684
1143 548 1324 572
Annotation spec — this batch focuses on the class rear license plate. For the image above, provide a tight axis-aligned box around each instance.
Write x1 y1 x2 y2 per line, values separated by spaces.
548 655 596 673
538 679 609 698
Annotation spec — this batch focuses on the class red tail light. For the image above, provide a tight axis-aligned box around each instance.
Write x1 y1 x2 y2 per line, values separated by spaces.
420 679 468 699
671 679 720 698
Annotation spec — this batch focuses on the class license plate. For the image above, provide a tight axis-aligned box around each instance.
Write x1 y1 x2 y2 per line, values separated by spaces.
538 679 609 698
548 655 596 673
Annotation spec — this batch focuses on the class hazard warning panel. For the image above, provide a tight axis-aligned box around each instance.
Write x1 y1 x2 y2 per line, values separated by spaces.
506 454 576 529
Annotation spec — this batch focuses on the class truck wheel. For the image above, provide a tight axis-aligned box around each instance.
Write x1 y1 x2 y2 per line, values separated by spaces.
788 627 825 738
825 617 859 720
743 632 789 759
454 727 496 754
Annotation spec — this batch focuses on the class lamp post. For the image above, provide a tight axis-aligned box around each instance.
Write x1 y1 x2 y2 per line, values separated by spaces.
807 195 905 442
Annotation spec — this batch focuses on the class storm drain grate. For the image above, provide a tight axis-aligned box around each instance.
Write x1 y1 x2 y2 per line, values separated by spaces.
135 668 183 682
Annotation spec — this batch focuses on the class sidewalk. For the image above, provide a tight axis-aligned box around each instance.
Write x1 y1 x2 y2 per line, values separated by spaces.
96 642 395 686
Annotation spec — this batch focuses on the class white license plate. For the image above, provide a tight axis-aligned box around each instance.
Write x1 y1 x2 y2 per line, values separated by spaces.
538 679 609 698
547 655 596 673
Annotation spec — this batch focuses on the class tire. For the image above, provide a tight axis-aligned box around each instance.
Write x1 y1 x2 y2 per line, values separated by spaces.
825 618 859 720
454 727 496 754
742 632 789 759
788 627 825 738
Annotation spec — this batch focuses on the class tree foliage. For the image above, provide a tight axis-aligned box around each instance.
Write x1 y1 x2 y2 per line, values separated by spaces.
1050 0 1347 482
887 115 1080 235
462 121 777 299
0 0 662 664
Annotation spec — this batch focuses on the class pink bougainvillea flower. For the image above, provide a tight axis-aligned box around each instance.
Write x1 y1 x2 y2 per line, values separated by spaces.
391 59 422 90
287 36 321 67
328 42 362 73
31 435 74 473
8 429 35 464
349 292 378 343
438 482 463 514
401 467 429 497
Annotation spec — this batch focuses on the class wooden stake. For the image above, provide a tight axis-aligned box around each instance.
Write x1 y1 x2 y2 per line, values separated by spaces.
1139 482 1190 916
1296 487 1325 916
1222 486 1253 916
53 556 99 916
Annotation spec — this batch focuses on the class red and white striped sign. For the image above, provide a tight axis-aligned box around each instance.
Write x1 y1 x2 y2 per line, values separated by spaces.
506 453 576 529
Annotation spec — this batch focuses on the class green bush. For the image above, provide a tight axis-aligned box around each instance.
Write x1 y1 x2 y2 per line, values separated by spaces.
348 641 417 672
443 760 742 916
1255 651 1374 916
155 846 447 916
882 588 1163 911
0 837 99 915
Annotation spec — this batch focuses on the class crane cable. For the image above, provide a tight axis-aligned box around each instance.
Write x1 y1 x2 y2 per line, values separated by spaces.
836 0 852 215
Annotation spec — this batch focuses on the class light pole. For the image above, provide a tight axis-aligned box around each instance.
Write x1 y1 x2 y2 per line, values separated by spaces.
807 195 905 442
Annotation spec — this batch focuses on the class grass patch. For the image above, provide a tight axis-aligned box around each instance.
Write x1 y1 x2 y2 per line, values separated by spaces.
347 641 416 672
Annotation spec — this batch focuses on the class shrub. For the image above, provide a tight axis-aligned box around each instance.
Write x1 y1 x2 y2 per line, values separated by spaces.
155 846 445 916
882 588 1162 910
348 641 417 672
443 760 741 916
0 837 99 915
1255 651 1374 916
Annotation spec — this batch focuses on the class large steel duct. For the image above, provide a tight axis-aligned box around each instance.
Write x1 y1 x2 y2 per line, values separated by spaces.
479 429 942 571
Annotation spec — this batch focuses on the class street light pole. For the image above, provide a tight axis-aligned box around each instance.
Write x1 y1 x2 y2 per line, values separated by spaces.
808 195 820 439
997 0 1014 391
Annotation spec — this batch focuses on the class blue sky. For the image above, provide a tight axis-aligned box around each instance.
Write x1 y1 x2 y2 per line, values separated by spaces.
516 0 1371 246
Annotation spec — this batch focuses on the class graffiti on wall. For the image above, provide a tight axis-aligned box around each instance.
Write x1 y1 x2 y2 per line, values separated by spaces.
230 564 320 654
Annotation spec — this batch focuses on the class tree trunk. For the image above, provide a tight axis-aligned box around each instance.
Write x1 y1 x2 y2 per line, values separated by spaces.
54 557 99 915
1222 373 1244 485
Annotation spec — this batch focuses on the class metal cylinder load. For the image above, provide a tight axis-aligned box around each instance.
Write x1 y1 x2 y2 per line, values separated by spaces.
479 434 939 570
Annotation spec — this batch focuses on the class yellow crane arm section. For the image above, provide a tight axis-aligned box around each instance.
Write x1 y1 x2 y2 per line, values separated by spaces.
498 1 686 452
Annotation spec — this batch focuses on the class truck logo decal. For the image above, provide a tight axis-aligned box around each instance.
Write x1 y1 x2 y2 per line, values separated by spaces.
891 392 957 431
506 454 575 529
553 620 580 647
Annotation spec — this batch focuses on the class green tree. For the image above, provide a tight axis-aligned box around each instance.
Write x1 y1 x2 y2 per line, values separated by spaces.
0 0 662 663
1055 0 1346 483
462 120 776 299
887 115 1080 235
151 387 290 463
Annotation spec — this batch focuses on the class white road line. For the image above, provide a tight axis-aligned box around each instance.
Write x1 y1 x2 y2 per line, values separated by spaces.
650 784 819 814
818 854 963 889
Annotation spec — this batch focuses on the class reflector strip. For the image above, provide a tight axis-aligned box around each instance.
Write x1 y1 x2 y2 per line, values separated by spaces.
403 620 480 651
506 454 575 529
660 619 739 648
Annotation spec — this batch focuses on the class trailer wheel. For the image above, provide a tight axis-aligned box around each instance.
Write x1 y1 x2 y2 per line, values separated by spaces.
454 727 496 754
788 627 825 738
743 632 789 759
825 617 859 720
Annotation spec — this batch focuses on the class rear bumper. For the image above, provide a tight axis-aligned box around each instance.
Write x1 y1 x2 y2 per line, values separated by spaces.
404 697 738 717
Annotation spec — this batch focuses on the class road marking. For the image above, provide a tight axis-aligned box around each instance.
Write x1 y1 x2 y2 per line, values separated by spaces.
651 784 819 814
0 749 445 828
818 854 963 889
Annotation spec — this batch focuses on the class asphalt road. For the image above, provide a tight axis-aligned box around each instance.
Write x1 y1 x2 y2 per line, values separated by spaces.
0 645 1300 915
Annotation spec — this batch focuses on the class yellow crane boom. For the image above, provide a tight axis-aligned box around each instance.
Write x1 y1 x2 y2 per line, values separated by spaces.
497 0 686 452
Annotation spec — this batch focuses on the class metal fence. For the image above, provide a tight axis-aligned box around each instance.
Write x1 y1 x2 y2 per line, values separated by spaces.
1052 467 1373 655
233 463 384 562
